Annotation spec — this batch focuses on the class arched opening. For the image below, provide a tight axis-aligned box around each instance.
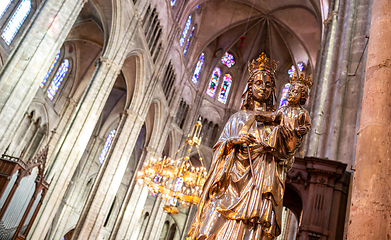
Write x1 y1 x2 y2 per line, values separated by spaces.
166 223 177 240
280 184 303 240
162 134 171 158
159 221 170 240
63 229 75 240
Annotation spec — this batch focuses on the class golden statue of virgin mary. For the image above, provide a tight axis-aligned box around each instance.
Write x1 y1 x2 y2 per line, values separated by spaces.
187 53 309 240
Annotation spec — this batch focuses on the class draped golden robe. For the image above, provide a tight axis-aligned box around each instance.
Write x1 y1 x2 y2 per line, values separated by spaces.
188 110 291 240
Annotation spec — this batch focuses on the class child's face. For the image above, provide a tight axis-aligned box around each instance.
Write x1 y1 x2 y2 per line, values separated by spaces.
287 84 301 105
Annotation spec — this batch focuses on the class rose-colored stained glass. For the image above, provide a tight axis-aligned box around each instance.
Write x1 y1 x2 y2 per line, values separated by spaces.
220 52 235 68
288 63 304 78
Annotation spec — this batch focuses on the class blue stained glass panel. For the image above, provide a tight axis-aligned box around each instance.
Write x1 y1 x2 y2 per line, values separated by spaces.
1 0 31 45
40 50 61 88
195 5 199 9
279 83 291 108
180 15 192 47
184 26 195 56
192 53 204 84
99 129 116 164
171 0 176 6
47 59 69 100
206 67 221 98
220 52 235 68
0 0 13 19
288 63 304 78
288 65 296 78
298 62 304 71
217 74 232 104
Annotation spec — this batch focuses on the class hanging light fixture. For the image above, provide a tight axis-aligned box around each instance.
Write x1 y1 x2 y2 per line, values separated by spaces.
137 119 208 214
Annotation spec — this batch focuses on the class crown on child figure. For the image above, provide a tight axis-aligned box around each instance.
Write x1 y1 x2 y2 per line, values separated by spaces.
290 73 313 89
248 52 278 75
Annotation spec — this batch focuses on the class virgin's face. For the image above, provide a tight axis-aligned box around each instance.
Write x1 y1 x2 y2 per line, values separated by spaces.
252 71 273 102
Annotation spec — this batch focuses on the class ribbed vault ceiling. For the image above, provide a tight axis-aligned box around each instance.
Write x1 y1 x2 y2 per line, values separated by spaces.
187 0 326 77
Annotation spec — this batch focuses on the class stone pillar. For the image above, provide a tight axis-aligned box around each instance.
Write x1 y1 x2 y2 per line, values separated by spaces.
72 109 145 240
143 195 165 240
47 97 78 163
306 0 341 157
0 0 85 152
347 1 391 239
49 136 104 240
28 58 121 240
113 149 159 240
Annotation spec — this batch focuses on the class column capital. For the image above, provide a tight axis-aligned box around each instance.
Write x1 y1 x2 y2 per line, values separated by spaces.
99 56 121 72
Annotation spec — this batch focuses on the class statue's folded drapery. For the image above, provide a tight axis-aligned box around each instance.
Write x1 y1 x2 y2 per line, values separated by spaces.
188 110 292 240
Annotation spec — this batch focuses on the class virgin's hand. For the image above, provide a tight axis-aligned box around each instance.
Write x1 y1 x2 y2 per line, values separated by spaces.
229 134 257 146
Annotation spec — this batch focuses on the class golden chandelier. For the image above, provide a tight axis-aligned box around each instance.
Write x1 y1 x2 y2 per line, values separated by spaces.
137 119 208 214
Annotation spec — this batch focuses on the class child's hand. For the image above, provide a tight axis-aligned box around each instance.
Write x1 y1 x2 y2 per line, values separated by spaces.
295 126 308 136
255 115 266 122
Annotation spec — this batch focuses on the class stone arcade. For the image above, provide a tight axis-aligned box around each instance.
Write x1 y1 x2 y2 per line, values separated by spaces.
0 0 387 239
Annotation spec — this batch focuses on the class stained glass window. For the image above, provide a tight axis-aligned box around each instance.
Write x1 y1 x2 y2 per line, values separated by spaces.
171 0 176 6
192 53 204 84
180 15 192 47
206 67 221 98
99 129 116 164
220 52 235 68
217 74 232 104
40 50 61 88
279 83 291 108
298 62 304 71
184 26 195 56
1 0 31 45
288 63 304 78
195 5 199 9
0 0 13 19
47 59 69 100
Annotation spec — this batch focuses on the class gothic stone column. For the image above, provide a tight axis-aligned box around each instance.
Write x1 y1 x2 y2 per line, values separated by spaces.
29 58 120 240
0 0 85 152
72 109 145 240
348 0 391 239
113 149 158 240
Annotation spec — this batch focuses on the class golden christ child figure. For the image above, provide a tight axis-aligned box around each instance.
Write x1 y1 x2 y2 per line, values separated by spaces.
257 73 312 169
187 53 312 240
